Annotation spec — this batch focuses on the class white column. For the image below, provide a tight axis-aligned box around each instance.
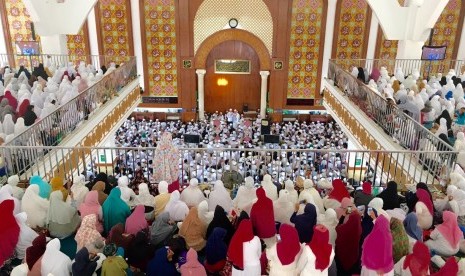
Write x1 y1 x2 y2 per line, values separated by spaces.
87 7 99 56
130 0 144 90
196 69 206 120
0 15 7 59
40 35 68 55
320 0 337 91
456 18 465 61
259 71 270 119
365 15 379 60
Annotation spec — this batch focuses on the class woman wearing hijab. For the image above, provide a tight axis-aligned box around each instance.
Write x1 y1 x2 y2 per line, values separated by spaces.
117 176 136 205
146 242 180 276
153 132 179 183
198 200 214 225
206 205 234 244
377 181 400 210
274 189 295 225
103 188 131 234
426 211 462 256
431 257 459 275
0 200 20 266
324 179 350 210
297 225 334 276
50 176 69 201
361 215 394 275
101 244 129 276
154 180 171 218
446 184 465 225
233 176 257 214
415 188 434 230
298 179 324 214
14 212 38 261
125 205 148 235
72 247 105 276
79 190 104 233
261 174 278 200
335 211 362 275
21 185 49 228
336 197 356 220
106 223 134 250
284 179 298 204
165 190 189 222
205 227 228 273
75 214 104 252
403 212 423 251
68 175 89 208
180 178 206 208
91 181 108 205
228 219 261 276
29 175 51 199
40 238 72 276
317 208 338 246
290 203 317 243
25 233 47 272
23 105 37 126
179 206 207 251
390 218 410 263
127 231 153 271
150 212 177 248
208 180 233 213
394 241 430 276
250 187 276 243
180 248 207 276
47 190 81 238
266 224 302 275
134 183 156 220
354 181 374 207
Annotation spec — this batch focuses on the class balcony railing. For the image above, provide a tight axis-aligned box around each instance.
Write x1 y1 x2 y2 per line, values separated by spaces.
4 56 137 149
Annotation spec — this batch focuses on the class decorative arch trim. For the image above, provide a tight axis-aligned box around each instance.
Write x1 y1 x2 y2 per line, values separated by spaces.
194 29 272 70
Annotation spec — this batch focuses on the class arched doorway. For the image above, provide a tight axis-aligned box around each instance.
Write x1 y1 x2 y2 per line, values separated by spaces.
204 40 261 113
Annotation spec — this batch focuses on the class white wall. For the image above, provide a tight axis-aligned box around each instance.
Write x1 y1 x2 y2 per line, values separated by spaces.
87 7 99 57
0 16 7 57
130 0 144 90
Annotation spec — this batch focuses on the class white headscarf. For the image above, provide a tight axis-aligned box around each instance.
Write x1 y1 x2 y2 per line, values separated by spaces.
47 190 78 225
7 175 23 200
447 185 465 216
180 178 205 207
455 132 465 151
21 185 49 228
197 200 213 225
261 174 278 200
273 189 294 225
435 118 448 137
208 180 233 213
68 175 89 208
284 179 298 204
233 176 257 214
317 208 338 245
299 179 324 214
15 212 39 259
3 114 14 135
41 238 72 276
117 176 135 204
134 183 155 206
165 190 189 222
0 185 21 214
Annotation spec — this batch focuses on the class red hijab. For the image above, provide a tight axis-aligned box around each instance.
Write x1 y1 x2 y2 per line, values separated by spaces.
361 215 394 273
4 91 17 110
403 241 430 276
250 187 276 239
431 257 458 276
277 224 301 265
362 182 372 195
416 189 433 215
17 99 30 118
0 200 20 266
26 233 47 270
436 211 462 248
309 225 332 271
329 179 350 202
227 219 254 270
335 212 362 271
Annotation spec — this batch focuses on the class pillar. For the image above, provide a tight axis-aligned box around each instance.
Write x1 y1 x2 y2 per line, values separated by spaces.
320 0 337 89
196 69 206 120
260 71 270 119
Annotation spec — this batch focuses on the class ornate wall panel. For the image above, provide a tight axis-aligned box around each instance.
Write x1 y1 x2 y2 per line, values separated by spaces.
141 0 178 97
332 0 371 60
374 0 403 61
286 0 325 99
66 22 90 63
96 0 133 64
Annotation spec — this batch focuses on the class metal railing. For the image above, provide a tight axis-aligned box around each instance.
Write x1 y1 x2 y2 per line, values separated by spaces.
330 59 465 80
0 53 132 72
5 56 137 149
0 145 456 190
328 60 455 155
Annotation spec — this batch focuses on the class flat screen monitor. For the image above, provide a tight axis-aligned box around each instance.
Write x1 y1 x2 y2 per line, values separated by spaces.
184 134 200 144
421 45 446 60
264 134 280 144
15 41 40 56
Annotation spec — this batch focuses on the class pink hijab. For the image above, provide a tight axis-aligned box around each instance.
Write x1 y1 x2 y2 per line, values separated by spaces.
436 211 462 248
336 197 354 219
416 189 433 215
361 215 394 273
125 205 148 235
180 248 207 276
79 191 103 233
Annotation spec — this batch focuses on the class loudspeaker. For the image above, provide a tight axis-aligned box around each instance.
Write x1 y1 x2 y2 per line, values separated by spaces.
30 22 36 41
261 119 270 135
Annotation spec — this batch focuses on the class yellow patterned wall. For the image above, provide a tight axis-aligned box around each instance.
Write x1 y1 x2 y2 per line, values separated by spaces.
287 0 325 99
66 24 89 64
143 0 178 97
97 0 133 64
430 0 463 60
375 0 403 61
332 0 371 60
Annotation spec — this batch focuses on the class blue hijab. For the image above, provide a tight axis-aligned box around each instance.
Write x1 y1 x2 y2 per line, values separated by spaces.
205 227 227 265
146 246 179 276
290 203 317 243
403 212 423 241
103 188 130 234
29 175 51 199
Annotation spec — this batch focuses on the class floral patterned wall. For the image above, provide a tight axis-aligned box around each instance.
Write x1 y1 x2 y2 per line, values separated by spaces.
375 0 404 61
332 0 371 60
66 23 90 64
430 0 463 60
96 0 133 64
142 0 178 97
287 0 325 99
